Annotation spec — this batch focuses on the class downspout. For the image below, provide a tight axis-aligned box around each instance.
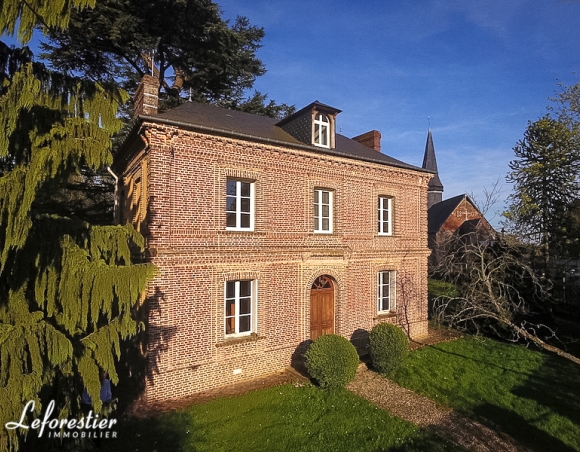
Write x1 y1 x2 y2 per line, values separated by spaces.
107 166 119 224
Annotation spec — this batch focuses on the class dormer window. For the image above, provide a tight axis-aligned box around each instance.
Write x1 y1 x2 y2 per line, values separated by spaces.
276 101 341 149
313 113 330 148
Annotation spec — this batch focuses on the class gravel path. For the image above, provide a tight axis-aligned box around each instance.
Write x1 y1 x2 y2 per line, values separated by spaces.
129 327 535 451
347 364 531 452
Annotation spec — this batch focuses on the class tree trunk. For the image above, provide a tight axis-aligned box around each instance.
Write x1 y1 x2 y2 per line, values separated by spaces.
514 324 580 365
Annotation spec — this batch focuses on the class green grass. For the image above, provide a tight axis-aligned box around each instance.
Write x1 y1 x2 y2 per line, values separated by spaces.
92 335 579 452
428 278 457 299
392 337 580 452
100 385 461 452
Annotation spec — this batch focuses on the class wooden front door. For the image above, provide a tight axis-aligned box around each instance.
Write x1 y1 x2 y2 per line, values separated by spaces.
310 276 334 340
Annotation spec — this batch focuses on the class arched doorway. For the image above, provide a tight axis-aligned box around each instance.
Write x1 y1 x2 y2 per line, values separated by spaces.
310 275 335 340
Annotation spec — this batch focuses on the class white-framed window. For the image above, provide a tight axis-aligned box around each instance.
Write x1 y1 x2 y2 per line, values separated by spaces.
377 271 395 313
225 280 257 336
313 113 330 148
378 196 393 235
314 188 333 233
226 179 254 231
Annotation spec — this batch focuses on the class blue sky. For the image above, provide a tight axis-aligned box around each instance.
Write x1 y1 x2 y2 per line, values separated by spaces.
3 1 579 226
217 0 580 226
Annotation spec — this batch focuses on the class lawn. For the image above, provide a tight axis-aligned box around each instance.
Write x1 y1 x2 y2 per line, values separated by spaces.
427 279 457 299
92 336 580 452
100 385 460 452
392 337 580 452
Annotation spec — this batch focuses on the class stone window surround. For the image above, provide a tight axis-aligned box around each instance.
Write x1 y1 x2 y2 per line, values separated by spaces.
377 270 396 313
378 195 393 236
224 279 258 338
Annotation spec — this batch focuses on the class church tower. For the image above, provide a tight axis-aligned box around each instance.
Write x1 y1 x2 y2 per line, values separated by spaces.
422 129 443 209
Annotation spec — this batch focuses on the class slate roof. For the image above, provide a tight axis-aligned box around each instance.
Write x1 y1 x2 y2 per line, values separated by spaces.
458 218 483 235
422 129 444 191
427 194 470 234
276 100 342 126
139 101 426 173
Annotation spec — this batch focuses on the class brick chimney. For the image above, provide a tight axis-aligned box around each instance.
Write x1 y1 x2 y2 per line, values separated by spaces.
352 130 381 152
133 74 159 118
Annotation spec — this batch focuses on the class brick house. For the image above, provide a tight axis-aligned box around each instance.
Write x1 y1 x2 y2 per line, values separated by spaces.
113 75 432 401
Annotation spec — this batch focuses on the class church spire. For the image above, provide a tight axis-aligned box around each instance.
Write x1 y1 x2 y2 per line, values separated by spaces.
422 129 443 208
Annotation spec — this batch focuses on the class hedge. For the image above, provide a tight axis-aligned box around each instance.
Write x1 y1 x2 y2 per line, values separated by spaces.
305 334 359 388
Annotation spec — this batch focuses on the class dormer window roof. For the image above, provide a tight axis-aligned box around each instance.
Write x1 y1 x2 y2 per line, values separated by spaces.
276 101 341 149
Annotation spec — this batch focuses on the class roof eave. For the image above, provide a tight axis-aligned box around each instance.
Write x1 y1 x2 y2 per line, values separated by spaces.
136 114 432 174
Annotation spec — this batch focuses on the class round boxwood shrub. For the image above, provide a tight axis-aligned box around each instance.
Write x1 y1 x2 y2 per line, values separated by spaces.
369 323 409 376
304 334 359 389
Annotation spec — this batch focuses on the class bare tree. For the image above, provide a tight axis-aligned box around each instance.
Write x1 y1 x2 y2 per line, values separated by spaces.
395 271 417 338
468 176 504 219
433 234 580 365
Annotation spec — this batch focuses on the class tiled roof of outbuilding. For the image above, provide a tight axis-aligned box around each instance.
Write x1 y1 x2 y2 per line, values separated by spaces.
427 194 469 234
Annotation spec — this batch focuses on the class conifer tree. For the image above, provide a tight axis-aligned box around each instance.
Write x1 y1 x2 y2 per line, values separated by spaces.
39 0 294 116
0 1 155 450
504 115 580 272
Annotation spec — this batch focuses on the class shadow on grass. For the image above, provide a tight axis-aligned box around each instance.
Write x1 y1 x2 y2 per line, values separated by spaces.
428 342 580 451
377 431 465 452
512 353 580 423
473 403 577 452
395 337 580 451
99 410 206 452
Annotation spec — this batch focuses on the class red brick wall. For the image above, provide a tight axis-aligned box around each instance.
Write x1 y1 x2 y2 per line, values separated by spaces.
352 130 381 151
133 74 158 117
123 123 430 401
439 197 485 232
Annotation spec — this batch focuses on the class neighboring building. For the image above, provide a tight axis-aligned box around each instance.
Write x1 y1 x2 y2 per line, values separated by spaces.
113 75 432 401
422 129 444 209
428 194 493 241
421 133 495 269
428 194 496 269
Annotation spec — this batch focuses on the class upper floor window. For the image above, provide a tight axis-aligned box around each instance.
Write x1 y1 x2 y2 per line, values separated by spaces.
226 179 254 231
225 280 257 336
313 113 330 148
314 188 333 233
378 196 393 235
377 270 395 313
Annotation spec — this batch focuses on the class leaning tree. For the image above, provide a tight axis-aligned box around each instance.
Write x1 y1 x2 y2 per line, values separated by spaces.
432 234 580 365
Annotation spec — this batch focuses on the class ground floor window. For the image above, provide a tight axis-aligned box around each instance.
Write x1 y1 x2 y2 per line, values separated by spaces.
377 271 395 313
225 280 256 336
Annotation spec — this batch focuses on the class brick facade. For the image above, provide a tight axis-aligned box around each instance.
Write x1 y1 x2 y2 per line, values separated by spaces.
352 130 382 152
115 92 431 402
428 194 495 268
438 197 484 232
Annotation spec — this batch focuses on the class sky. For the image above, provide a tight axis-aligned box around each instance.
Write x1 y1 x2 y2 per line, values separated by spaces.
215 0 580 227
3 1 579 227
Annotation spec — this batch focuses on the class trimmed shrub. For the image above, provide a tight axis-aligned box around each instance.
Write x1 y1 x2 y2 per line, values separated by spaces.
305 334 359 389
369 323 409 376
